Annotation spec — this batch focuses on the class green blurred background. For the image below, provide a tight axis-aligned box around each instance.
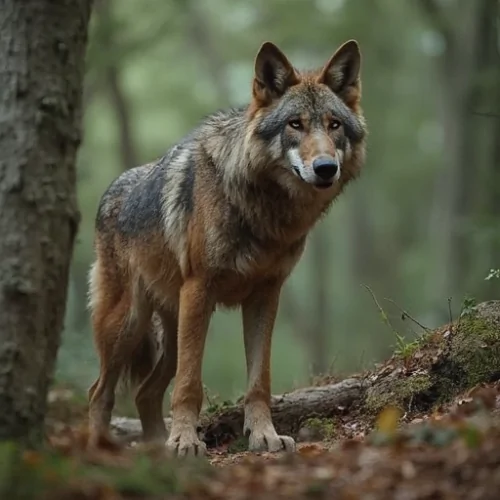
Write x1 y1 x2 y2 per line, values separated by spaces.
55 0 500 410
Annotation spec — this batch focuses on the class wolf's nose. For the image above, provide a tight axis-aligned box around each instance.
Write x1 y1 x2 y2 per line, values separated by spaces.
312 157 338 180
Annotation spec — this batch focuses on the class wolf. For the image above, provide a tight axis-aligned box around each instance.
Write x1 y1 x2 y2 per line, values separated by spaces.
87 39 367 457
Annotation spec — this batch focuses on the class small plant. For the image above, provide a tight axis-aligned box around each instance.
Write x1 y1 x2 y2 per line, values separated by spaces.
227 436 248 453
362 285 424 360
393 337 421 359
460 296 477 318
302 417 336 440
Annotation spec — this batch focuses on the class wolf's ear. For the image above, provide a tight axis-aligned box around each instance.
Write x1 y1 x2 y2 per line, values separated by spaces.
253 42 299 105
318 40 361 105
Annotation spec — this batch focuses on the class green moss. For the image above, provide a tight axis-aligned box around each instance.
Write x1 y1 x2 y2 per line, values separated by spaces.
302 417 336 440
449 315 500 388
365 304 500 416
227 435 248 453
365 373 433 415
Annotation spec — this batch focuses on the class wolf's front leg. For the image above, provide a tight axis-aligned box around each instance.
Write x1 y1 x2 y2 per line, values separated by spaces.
242 281 296 453
166 278 213 457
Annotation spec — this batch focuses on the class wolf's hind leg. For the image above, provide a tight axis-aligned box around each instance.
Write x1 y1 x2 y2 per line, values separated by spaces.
135 307 178 443
242 281 296 453
88 286 153 446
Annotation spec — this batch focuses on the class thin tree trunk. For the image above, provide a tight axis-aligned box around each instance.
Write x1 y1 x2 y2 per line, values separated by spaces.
97 0 139 171
472 0 500 298
421 0 492 303
308 230 331 375
0 0 93 445
177 0 232 107
105 64 138 171
280 231 331 377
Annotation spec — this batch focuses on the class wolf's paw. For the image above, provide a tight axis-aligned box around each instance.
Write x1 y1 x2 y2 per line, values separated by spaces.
247 426 296 453
166 426 207 458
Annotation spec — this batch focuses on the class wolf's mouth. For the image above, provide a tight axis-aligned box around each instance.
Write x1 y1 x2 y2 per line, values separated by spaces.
292 166 303 179
293 166 334 190
314 181 333 190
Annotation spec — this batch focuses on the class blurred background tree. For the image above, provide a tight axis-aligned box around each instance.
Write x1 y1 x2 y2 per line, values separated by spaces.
56 0 500 411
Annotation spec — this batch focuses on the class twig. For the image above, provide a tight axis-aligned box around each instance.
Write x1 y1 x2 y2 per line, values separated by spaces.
383 298 431 333
357 348 368 373
447 297 453 333
203 384 213 408
471 111 500 119
362 284 399 337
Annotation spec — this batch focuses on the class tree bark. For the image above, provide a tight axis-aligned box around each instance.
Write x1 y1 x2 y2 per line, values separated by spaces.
0 0 93 446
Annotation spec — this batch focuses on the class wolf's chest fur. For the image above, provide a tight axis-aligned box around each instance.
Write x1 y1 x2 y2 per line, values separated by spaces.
191 186 329 306
200 178 327 273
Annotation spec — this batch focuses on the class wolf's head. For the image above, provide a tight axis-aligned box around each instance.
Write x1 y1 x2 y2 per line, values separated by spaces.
248 40 366 191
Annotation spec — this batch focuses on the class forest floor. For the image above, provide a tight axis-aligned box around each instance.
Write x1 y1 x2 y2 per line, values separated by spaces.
4 302 500 499
38 380 500 500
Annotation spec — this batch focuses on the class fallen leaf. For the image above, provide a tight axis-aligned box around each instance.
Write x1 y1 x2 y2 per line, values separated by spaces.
376 406 402 435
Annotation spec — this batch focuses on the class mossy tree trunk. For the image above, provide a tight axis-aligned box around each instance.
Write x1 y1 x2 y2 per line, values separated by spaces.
0 0 93 446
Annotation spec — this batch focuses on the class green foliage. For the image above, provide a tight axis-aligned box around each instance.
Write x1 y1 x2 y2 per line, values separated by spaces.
460 296 478 319
365 373 433 415
205 398 235 416
302 417 336 441
227 436 249 453
485 269 500 280
394 337 422 360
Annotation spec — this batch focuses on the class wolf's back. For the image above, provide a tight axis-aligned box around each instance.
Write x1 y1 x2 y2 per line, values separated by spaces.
94 162 160 235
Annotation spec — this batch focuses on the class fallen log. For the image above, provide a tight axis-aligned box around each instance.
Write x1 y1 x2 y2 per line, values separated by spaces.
111 377 366 445
202 377 366 447
110 300 500 447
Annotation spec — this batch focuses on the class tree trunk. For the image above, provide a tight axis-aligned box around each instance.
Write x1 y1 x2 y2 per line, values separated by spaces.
105 64 139 171
472 0 500 299
279 230 332 377
0 0 93 446
178 0 232 107
96 0 139 171
421 0 497 305
307 229 331 375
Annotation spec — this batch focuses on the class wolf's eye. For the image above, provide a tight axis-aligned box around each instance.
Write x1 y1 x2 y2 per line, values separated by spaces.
288 119 303 130
329 120 341 130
